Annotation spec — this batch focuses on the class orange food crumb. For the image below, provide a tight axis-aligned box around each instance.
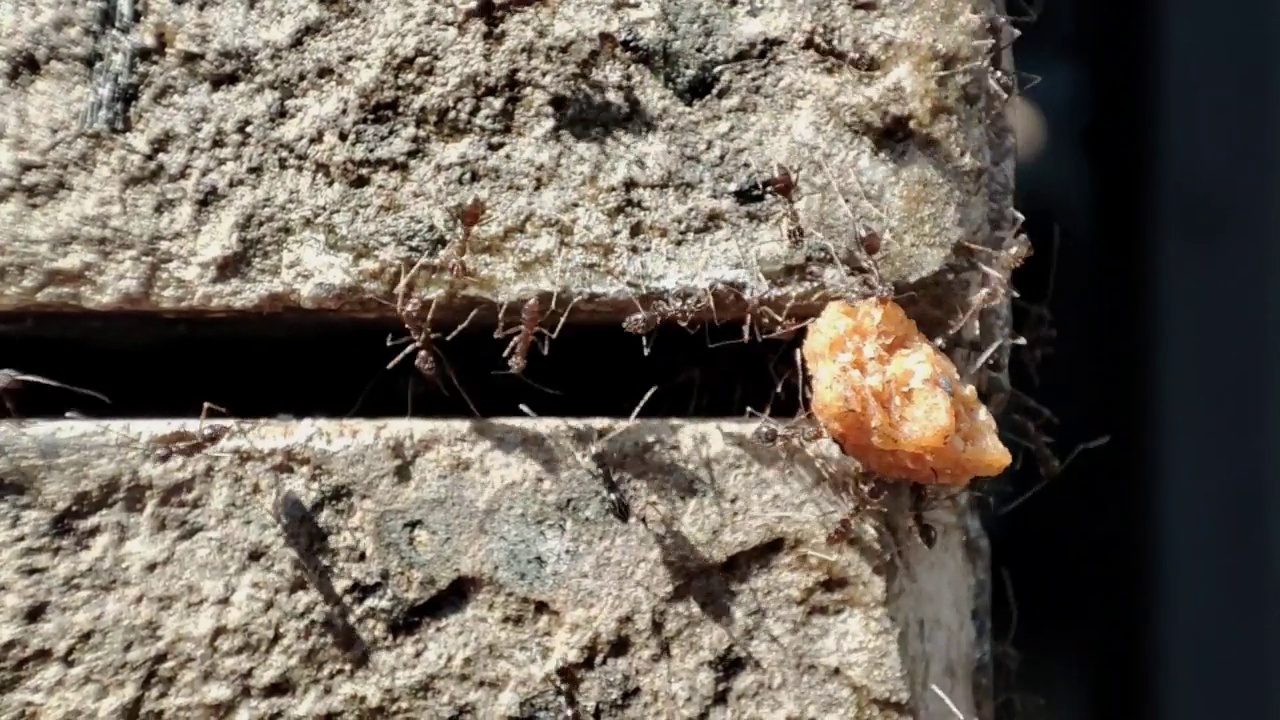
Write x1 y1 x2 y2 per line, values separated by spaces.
802 298 1012 485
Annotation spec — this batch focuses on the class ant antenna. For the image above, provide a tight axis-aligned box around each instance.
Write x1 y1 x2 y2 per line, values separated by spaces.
0 370 111 404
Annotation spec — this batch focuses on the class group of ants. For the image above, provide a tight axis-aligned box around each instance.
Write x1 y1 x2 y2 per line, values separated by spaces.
0 164 1095 554
362 163 1094 550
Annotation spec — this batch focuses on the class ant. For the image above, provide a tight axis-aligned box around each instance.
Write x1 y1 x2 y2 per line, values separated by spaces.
823 480 936 549
385 266 480 379
730 167 797 205
909 484 938 549
816 159 894 301
149 403 233 461
592 454 630 522
84 401 232 461
824 482 886 546
746 294 816 344
495 294 578 375
942 232 1033 343
733 165 804 247
749 418 826 446
0 369 110 417
445 197 486 279
520 385 658 524
621 294 710 355
381 263 482 415
998 410 1110 516
1015 227 1060 386
825 515 862 546
460 0 546 27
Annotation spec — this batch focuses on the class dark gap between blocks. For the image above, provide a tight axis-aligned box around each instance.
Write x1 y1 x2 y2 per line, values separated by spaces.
0 314 806 420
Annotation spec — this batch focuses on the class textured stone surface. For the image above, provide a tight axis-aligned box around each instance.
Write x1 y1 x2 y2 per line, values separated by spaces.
0 0 1019 716
0 419 979 718
2 0 1009 320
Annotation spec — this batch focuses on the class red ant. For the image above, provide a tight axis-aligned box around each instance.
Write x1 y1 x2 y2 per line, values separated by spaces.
520 386 658 524
731 167 798 205
385 263 480 378
942 232 1033 343
813 158 898 302
147 402 233 461
733 165 804 247
460 0 547 27
495 294 578 375
382 263 481 414
74 402 234 461
445 197 486 279
826 516 857 545
621 294 710 355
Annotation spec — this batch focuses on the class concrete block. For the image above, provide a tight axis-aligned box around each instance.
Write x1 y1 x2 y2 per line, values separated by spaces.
1 0 1013 322
0 419 982 718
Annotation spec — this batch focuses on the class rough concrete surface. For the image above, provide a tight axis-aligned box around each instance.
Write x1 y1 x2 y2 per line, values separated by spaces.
1 0 1011 319
0 419 981 718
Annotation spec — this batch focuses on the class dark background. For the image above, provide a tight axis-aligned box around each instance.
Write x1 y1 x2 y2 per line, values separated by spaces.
991 1 1278 719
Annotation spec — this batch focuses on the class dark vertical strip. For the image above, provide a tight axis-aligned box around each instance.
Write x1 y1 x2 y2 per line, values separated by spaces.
84 0 141 133
1152 2 1280 719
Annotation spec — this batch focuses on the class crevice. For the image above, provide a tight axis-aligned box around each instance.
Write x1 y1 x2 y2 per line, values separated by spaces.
0 315 804 420
389 576 481 637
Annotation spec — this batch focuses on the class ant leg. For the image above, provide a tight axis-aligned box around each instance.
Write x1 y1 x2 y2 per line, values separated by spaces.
793 347 809 412
758 318 814 342
386 343 418 371
935 288 990 348
964 338 1006 380
501 334 522 360
0 370 111 405
393 261 413 312
494 302 523 339
422 293 439 329
641 331 655 356
397 250 435 300
706 312 755 349
493 301 509 338
198 402 228 426
706 287 721 326
444 307 482 341
434 351 481 417
536 297 579 355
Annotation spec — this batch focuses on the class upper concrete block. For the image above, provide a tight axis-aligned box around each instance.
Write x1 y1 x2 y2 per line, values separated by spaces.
1 0 1009 317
